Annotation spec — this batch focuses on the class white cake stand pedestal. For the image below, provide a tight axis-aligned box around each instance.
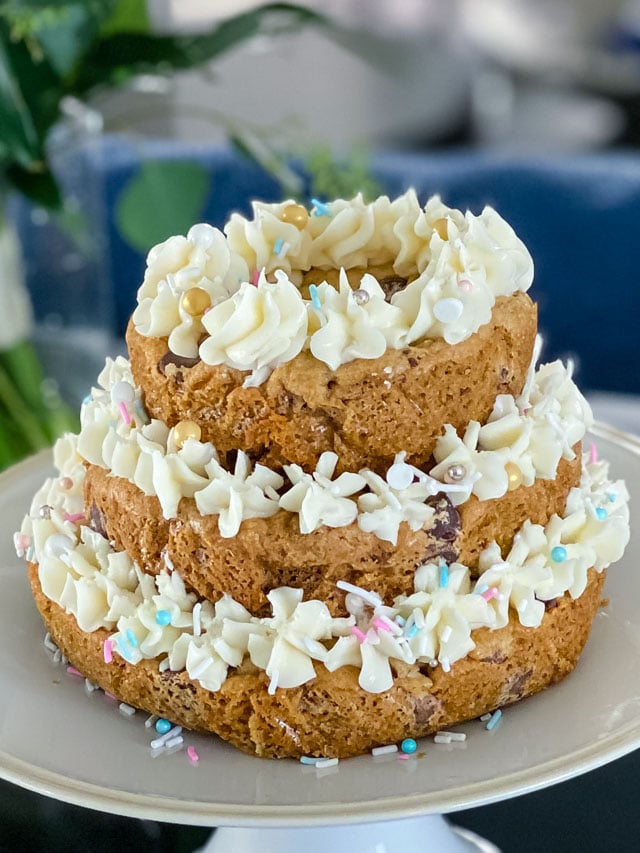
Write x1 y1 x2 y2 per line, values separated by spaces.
199 815 500 853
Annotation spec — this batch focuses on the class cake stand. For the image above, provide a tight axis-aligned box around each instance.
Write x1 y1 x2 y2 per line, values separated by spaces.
1 423 638 853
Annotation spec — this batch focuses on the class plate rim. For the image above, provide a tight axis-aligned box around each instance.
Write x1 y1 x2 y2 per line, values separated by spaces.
1 422 639 826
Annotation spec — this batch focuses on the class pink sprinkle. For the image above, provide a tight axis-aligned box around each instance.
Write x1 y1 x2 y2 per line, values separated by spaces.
64 512 85 524
458 279 473 292
252 269 260 286
66 666 82 677
372 618 393 633
589 443 598 465
60 477 73 490
351 626 368 643
481 587 498 602
397 753 411 761
187 745 200 764
103 638 113 664
104 692 117 700
119 401 131 425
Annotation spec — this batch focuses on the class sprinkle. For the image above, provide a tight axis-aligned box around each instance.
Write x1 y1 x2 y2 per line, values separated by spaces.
397 753 411 761
252 269 260 286
60 477 73 490
82 394 92 405
187 745 200 764
104 692 117 700
149 725 182 749
441 656 451 673
372 618 393 633
119 703 136 717
103 638 113 664
589 443 598 465
352 288 370 306
458 279 473 292
433 297 464 324
311 197 332 217
401 738 417 754
44 633 58 653
13 532 31 557
551 546 567 563
315 757 339 768
407 624 419 639
277 240 290 258
66 666 82 677
394 615 406 627
438 731 466 742
386 461 414 490
125 629 138 648
145 715 159 729
596 507 608 520
350 626 368 643
440 625 452 643
53 649 62 664
439 563 449 588
193 602 202 637
337 580 382 609
159 658 171 672
486 709 502 731
273 237 284 255
607 492 617 503
63 512 85 524
476 584 488 596
118 401 131 425
481 587 498 602
480 713 492 722
165 735 184 750
308 283 322 310
154 719 173 737
26 546 34 562
300 755 320 765
371 744 398 757
434 734 452 744
155 609 171 626
111 380 135 405
84 679 99 693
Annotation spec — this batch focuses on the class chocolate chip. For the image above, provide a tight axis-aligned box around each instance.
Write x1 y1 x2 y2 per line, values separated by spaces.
479 650 508 664
504 669 533 701
410 693 442 726
157 351 201 375
408 357 418 368
379 275 407 301
89 502 108 538
543 598 558 611
421 494 461 565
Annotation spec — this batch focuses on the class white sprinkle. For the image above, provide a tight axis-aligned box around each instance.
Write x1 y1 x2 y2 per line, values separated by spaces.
84 679 99 694
438 730 466 742
60 654 68 666
371 744 398 756
150 726 183 750
44 632 58 653
277 240 290 258
165 735 184 750
441 656 451 673
159 658 171 672
336 580 382 608
383 366 393 375
383 380 392 389
480 713 492 722
162 548 175 572
145 714 159 729
315 757 339 769
440 625 452 643
192 602 202 637
434 734 452 744
386 462 414 491
433 297 464 324
119 702 136 717
53 649 62 664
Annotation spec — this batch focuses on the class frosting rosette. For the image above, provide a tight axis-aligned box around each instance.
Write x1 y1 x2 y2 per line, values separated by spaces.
133 223 248 358
308 269 409 370
199 270 308 382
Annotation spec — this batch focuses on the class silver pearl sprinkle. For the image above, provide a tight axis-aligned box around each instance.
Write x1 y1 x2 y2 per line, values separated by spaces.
39 504 52 519
352 289 370 306
444 463 467 483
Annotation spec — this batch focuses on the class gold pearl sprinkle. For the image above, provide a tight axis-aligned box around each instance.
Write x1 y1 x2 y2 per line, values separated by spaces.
281 203 309 230
433 217 449 240
173 419 202 447
182 287 211 317
505 461 523 491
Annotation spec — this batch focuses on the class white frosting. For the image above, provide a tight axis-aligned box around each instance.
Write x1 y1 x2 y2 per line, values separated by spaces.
199 271 308 377
356 468 436 546
133 191 533 377
132 224 248 358
18 441 630 695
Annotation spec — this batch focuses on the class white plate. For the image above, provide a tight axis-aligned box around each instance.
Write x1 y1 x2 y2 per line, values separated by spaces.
0 424 638 828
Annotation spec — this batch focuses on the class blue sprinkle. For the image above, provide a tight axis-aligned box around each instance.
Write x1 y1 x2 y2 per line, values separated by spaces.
439 563 449 588
401 738 417 754
82 395 92 405
407 624 419 639
155 718 171 735
394 615 406 627
274 237 284 255
308 284 322 310
486 709 502 731
26 546 35 562
156 609 171 626
115 637 133 662
311 197 332 217
299 755 319 765
607 493 617 503
475 583 488 596
125 629 138 648
596 507 608 521
551 546 567 563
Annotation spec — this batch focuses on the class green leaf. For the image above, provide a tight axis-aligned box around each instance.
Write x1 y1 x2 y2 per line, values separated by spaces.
0 22 43 166
115 160 210 253
74 3 329 93
6 162 61 207
99 0 149 37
